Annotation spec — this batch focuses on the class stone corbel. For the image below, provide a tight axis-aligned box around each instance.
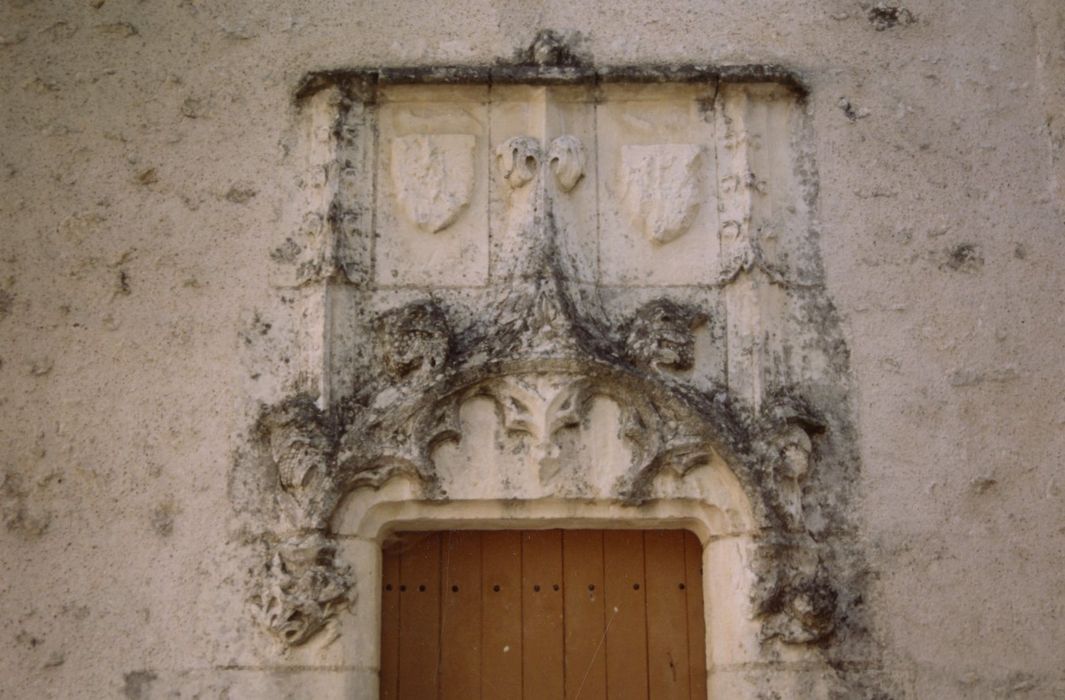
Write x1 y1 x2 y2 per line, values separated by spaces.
257 532 353 647
254 398 357 648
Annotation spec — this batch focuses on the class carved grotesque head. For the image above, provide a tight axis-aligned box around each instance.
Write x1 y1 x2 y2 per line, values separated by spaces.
760 398 823 532
374 300 451 380
626 299 705 371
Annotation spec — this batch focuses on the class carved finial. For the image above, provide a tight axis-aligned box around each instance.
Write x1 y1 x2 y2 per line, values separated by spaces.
521 29 585 68
531 29 565 66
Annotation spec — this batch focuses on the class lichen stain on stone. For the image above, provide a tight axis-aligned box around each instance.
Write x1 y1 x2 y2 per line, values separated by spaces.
0 288 14 321
149 499 179 537
122 670 157 700
867 3 916 31
943 242 984 272
1 471 52 539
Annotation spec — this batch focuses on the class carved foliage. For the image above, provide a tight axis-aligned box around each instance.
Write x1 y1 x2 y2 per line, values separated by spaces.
547 135 586 191
425 373 662 489
748 398 836 644
258 532 352 647
256 122 839 649
496 135 585 191
255 298 840 649
474 374 586 483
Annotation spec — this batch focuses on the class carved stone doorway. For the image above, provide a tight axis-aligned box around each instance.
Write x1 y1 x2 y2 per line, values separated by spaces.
253 35 865 698
379 529 707 700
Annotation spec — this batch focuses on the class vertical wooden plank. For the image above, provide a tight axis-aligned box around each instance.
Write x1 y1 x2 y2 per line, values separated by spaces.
522 529 565 700
380 544 401 700
398 533 441 700
563 530 607 700
482 531 523 700
645 531 691 700
440 531 483 700
684 532 708 700
603 530 649 700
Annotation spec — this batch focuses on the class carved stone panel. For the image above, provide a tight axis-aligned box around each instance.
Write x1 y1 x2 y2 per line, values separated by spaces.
597 83 720 285
333 80 806 294
374 85 490 286
489 85 599 285
390 134 476 234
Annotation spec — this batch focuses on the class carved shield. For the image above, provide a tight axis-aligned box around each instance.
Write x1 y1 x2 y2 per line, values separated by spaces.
620 144 704 244
390 134 476 233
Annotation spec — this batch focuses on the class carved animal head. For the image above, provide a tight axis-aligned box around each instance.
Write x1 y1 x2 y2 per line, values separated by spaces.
374 300 451 380
626 299 706 371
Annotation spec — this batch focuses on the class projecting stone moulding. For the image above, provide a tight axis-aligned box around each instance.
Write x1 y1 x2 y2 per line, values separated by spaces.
252 40 868 696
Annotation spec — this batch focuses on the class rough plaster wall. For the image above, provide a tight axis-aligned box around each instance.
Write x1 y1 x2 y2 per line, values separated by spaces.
0 1 1062 698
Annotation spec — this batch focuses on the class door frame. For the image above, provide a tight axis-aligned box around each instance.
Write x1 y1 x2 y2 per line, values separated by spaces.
327 483 763 699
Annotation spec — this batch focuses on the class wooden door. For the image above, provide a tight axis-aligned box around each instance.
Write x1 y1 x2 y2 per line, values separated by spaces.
380 529 707 699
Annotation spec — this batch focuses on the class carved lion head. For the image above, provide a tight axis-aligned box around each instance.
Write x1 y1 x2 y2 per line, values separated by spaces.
374 300 451 380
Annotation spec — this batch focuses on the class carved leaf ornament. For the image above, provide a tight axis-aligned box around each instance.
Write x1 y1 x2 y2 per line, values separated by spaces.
496 134 586 191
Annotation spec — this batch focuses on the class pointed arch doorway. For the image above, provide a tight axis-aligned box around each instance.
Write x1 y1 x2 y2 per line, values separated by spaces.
380 529 707 700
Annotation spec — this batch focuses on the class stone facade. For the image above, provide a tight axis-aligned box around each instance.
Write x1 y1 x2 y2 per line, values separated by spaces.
1 4 1064 699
